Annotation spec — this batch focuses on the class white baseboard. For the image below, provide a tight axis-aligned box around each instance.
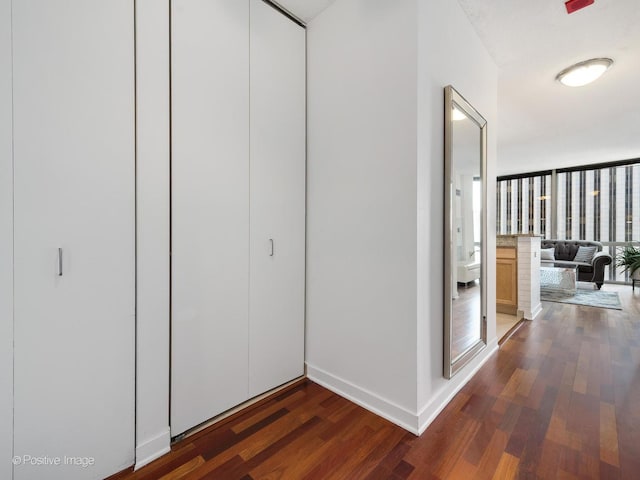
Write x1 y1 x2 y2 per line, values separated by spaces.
306 363 420 434
135 427 171 470
308 340 499 438
417 339 498 434
529 303 543 320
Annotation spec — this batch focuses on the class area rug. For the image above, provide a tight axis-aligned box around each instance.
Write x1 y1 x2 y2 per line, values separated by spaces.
540 288 622 310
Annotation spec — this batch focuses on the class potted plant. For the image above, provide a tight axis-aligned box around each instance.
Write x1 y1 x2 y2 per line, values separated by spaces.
616 244 640 281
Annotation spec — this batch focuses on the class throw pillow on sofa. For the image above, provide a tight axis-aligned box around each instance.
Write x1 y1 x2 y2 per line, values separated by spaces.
574 246 597 264
540 247 555 261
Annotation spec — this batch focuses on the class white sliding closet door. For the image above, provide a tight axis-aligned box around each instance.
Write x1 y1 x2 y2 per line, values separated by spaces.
171 0 250 436
12 1 135 479
249 0 306 396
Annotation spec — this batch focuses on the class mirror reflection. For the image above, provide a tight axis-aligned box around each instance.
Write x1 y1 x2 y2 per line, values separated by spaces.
444 86 487 379
451 107 482 360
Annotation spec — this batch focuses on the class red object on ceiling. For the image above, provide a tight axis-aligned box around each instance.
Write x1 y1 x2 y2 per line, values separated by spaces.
565 0 595 14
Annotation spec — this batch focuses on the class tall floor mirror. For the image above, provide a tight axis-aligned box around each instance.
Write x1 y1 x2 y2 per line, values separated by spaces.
444 85 487 379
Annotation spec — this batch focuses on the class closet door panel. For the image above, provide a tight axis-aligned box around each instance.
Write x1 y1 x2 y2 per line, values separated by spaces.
12 1 135 479
171 0 250 435
249 0 306 396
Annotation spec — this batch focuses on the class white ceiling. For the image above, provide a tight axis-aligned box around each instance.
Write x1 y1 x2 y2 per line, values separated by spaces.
457 0 640 176
280 0 640 176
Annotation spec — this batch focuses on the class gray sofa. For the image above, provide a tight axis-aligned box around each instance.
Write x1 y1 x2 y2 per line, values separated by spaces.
540 239 612 289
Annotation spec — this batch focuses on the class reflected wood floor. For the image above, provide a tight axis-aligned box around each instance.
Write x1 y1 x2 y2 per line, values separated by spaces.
111 285 640 479
452 281 481 359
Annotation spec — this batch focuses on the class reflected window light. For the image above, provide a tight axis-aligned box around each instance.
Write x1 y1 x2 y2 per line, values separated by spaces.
452 107 466 121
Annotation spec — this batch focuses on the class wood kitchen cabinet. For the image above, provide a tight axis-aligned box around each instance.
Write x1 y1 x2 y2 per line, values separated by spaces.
496 247 518 315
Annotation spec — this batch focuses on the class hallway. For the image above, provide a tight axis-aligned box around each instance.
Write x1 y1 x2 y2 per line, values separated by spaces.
113 286 640 479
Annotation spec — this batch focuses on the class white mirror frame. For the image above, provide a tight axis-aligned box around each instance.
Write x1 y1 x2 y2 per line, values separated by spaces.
444 85 488 379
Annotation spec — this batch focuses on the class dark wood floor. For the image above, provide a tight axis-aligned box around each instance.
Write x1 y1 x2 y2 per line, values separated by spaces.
112 285 640 479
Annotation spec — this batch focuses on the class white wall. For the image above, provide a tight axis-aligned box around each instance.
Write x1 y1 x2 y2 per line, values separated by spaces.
134 0 171 469
307 0 498 434
306 0 420 429
416 0 498 431
0 0 13 476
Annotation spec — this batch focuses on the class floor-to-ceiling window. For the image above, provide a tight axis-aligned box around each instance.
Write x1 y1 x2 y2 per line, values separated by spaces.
497 159 640 283
496 171 552 238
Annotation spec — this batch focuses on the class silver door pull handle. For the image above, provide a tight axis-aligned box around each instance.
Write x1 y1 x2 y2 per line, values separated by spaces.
269 239 274 257
58 248 63 276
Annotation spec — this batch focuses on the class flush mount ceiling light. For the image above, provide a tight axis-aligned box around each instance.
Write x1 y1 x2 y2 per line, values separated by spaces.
556 58 613 87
